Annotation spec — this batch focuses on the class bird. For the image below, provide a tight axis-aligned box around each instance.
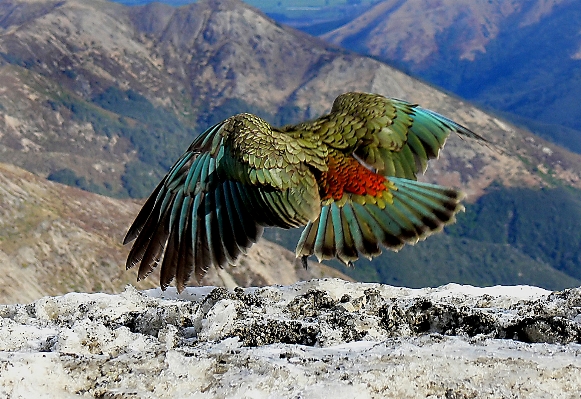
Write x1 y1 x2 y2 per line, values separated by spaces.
123 92 486 292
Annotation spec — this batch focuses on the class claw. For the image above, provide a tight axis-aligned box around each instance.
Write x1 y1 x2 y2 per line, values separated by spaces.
301 255 308 269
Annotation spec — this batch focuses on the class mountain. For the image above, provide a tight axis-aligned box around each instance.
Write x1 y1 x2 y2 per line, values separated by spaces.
319 0 581 151
2 0 581 290
2 0 581 199
0 162 349 304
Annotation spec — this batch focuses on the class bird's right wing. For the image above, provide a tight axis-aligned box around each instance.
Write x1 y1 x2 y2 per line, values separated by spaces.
296 92 487 180
123 113 321 291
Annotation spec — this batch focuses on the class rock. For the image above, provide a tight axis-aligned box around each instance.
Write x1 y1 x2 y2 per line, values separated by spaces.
1 279 581 398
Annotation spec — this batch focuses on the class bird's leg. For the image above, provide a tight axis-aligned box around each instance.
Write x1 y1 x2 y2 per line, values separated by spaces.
301 255 308 269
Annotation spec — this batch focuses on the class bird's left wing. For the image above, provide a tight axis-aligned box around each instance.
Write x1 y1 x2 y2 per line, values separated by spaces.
123 113 321 291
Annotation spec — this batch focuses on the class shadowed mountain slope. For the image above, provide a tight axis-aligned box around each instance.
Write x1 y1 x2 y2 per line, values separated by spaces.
0 162 349 304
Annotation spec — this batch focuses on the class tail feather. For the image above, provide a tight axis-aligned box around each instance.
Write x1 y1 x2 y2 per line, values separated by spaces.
313 206 335 260
391 196 432 236
334 204 359 263
296 177 464 264
397 178 463 204
382 199 424 239
352 202 392 251
342 204 382 258
393 179 464 227
296 220 317 260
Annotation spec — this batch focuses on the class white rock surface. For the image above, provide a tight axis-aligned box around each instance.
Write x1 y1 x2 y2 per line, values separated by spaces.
1 279 581 398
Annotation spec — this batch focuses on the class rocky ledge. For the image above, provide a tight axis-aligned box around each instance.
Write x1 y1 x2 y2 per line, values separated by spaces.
1 278 581 398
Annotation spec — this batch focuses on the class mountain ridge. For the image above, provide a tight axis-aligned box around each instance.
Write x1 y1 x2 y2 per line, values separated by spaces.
317 0 581 145
2 0 581 199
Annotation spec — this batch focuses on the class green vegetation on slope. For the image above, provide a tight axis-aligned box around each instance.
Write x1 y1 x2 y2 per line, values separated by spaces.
264 185 581 290
47 168 112 196
47 87 197 198
45 84 301 198
92 88 196 175
332 235 580 290
447 185 581 281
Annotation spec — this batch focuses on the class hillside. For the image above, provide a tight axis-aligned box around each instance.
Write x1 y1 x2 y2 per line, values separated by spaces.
2 0 581 290
0 162 349 304
319 0 581 151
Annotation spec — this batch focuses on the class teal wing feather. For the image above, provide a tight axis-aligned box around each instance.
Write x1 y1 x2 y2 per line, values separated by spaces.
124 113 322 291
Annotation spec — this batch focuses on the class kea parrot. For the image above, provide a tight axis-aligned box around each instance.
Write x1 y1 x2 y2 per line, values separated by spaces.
124 92 485 291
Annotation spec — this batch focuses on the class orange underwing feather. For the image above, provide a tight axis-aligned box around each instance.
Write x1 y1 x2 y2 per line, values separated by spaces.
317 153 387 201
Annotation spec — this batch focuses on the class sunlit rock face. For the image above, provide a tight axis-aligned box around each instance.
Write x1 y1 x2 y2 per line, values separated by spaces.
1 279 581 398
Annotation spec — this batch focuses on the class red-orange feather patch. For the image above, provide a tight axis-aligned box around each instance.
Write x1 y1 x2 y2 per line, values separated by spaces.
318 154 387 201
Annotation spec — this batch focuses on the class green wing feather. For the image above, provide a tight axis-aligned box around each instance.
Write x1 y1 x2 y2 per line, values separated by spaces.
283 92 486 180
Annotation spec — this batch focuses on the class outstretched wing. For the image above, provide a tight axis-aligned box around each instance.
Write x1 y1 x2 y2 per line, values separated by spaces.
288 92 479 265
123 113 321 291
287 92 486 180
